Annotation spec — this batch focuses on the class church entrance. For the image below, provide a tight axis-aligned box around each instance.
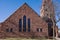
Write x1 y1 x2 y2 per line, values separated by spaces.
48 28 53 36
47 19 56 37
45 18 55 37
48 28 56 37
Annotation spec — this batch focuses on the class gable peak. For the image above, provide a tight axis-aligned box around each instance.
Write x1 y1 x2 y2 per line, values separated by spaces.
23 2 29 6
24 2 28 5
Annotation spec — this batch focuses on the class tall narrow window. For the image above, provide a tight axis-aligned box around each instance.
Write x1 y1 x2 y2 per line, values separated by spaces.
23 15 26 32
19 19 22 32
28 18 30 32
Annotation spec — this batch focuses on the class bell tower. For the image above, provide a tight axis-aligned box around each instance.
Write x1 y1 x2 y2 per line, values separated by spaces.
40 0 55 20
40 0 57 37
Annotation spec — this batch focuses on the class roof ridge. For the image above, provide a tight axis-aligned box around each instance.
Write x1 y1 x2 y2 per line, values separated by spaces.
1 3 40 23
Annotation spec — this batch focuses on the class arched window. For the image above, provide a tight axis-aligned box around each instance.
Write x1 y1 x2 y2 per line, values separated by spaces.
28 18 30 32
19 19 22 32
23 15 26 32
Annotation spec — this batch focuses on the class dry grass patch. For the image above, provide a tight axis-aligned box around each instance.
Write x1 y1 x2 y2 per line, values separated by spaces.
0 38 55 40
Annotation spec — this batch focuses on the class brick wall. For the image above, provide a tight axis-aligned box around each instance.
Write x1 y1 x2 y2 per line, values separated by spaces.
0 3 48 38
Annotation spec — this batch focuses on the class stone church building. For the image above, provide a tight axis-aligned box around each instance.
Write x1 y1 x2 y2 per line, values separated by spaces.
0 0 58 38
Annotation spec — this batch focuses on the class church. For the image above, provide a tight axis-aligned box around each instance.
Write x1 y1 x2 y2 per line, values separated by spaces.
0 0 58 38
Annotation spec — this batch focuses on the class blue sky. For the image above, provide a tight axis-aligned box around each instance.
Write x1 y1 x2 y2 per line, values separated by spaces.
0 0 42 22
0 0 60 28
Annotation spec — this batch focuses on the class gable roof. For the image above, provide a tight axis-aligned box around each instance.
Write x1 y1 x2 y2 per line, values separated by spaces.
22 3 40 17
0 3 47 24
2 3 40 22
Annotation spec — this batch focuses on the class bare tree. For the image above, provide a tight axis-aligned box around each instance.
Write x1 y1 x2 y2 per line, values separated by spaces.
52 0 60 39
52 0 60 23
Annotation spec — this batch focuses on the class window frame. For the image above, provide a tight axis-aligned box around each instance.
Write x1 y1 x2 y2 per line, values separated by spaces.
19 19 22 32
23 15 26 32
28 18 30 32
10 28 13 32
37 28 42 32
6 28 9 32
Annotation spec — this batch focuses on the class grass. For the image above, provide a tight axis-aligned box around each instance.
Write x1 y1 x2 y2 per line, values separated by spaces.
0 38 55 40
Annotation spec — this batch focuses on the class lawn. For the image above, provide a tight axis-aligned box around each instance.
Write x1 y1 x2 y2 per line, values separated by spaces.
0 38 54 40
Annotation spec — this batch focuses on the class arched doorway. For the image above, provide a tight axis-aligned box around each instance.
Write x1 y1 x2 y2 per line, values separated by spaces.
45 18 56 37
